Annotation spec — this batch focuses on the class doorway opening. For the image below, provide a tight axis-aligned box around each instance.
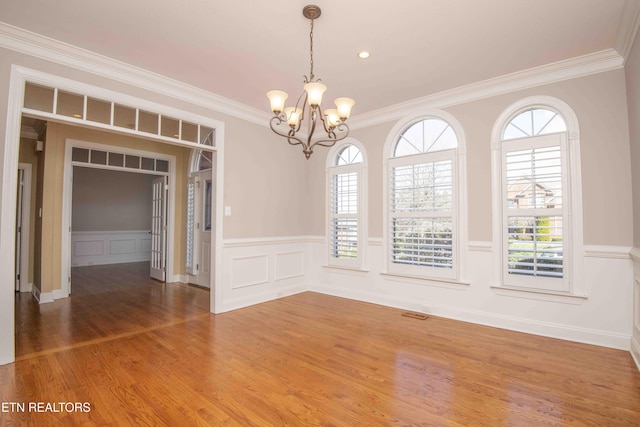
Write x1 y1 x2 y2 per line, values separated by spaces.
63 140 176 296
1 66 225 365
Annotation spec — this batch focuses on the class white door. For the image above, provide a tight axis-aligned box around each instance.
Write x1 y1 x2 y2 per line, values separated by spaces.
15 169 24 292
187 170 212 288
196 174 213 288
150 176 167 281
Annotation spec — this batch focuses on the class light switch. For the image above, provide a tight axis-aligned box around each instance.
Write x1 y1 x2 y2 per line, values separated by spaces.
224 206 231 216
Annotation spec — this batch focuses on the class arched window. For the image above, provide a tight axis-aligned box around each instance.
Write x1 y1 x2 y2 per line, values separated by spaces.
492 97 583 295
327 141 367 269
387 116 461 280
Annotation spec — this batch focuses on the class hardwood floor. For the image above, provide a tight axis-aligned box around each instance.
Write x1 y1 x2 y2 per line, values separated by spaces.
3 263 640 426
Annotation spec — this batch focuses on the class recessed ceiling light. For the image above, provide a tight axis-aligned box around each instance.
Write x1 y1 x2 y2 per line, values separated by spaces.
73 114 82 118
358 51 370 59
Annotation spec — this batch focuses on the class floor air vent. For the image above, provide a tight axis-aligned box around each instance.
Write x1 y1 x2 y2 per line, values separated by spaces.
401 312 429 320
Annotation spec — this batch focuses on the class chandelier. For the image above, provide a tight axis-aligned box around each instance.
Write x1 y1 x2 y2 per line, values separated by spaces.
266 5 355 160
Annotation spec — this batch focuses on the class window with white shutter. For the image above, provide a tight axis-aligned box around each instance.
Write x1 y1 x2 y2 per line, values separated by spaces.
500 108 569 292
327 144 366 269
388 118 458 279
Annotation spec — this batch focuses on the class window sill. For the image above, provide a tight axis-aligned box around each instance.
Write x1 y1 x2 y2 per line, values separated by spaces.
380 272 470 290
490 285 587 305
323 265 370 276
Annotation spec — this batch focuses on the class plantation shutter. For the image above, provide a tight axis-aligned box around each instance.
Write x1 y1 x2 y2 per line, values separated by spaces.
329 169 359 263
389 149 456 279
502 133 568 291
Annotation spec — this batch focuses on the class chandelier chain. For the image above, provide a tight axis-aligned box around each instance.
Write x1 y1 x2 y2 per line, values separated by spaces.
309 18 315 80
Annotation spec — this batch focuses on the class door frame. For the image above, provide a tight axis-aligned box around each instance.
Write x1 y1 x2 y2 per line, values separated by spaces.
62 139 176 296
1 66 225 365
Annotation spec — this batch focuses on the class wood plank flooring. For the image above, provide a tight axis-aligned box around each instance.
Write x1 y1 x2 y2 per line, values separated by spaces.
3 262 640 426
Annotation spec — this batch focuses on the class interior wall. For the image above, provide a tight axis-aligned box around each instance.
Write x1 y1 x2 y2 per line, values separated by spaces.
628 33 640 249
72 167 155 232
625 25 640 366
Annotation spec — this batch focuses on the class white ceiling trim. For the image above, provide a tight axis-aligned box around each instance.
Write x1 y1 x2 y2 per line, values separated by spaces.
0 22 271 127
0 21 627 132
349 49 624 130
615 0 640 62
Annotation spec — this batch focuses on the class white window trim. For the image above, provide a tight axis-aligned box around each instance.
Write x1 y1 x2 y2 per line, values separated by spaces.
491 96 585 298
325 139 368 271
383 110 468 284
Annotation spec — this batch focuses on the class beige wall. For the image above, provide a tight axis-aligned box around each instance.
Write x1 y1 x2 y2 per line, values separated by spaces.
72 168 155 232
220 113 311 239
311 69 633 246
627 30 640 248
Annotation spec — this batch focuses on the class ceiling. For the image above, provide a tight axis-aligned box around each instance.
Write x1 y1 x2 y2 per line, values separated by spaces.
1 0 636 117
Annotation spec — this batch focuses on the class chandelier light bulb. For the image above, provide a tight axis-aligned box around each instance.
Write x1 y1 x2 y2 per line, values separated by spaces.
304 82 327 106
284 107 302 127
266 90 288 114
335 98 355 120
324 109 340 128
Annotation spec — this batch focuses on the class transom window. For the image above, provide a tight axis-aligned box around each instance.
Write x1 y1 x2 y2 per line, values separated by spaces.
327 143 367 269
388 118 458 279
22 82 217 149
503 108 567 140
394 118 458 156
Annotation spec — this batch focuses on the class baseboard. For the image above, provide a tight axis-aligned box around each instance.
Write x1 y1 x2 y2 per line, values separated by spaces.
221 285 308 313
19 282 32 293
169 274 189 284
632 335 640 371
31 286 66 304
311 284 631 350
72 255 151 268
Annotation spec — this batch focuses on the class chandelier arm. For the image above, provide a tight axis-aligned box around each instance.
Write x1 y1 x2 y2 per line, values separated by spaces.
316 106 334 135
269 116 304 146
311 123 349 149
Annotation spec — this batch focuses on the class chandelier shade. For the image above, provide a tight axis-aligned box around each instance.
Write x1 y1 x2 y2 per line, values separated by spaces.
266 5 355 159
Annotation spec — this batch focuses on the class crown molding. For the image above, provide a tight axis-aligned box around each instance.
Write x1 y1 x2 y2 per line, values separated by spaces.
0 21 627 132
615 0 640 63
349 49 624 130
0 22 270 126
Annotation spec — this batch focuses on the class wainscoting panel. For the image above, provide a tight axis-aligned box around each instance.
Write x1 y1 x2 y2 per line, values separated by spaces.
231 255 269 289
275 251 304 281
71 230 151 267
221 237 310 312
